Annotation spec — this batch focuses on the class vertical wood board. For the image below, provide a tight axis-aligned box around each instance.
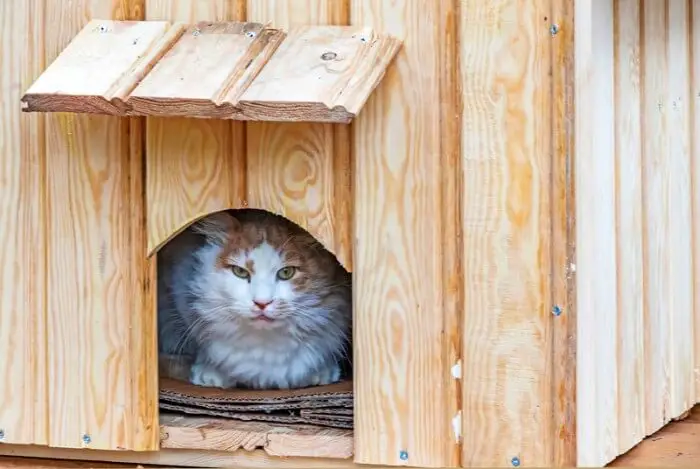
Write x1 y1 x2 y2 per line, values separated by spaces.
245 1 353 271
145 0 247 255
351 0 459 466
460 0 554 466
614 0 646 454
550 0 577 465
0 0 48 446
44 0 159 450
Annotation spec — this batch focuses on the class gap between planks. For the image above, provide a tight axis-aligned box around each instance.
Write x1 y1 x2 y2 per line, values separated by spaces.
21 19 402 124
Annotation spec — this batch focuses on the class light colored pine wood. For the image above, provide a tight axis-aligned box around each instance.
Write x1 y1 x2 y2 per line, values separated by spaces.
145 0 247 256
129 22 286 119
351 0 459 466
246 1 353 271
0 0 48 446
160 414 353 458
21 19 176 115
664 0 694 420
575 0 618 465
614 0 646 454
21 19 399 125
693 0 700 403
460 0 554 466
237 25 401 123
0 444 362 469
44 0 158 451
550 0 576 465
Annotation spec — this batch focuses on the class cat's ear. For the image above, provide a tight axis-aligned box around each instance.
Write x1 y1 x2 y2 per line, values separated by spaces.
191 212 241 245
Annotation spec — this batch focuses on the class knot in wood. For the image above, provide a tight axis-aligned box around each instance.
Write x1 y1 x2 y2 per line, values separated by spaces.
321 51 337 61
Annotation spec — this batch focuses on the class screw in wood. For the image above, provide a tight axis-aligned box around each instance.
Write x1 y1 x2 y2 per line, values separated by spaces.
511 456 521 467
246 31 256 38
192 29 201 36
0 429 4 440
82 434 91 445
552 305 562 316
549 24 559 36
399 450 408 461
321 51 337 61
98 24 108 33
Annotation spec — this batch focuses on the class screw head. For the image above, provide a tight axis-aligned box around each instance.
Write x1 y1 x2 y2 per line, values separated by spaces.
321 51 337 61
511 456 521 467
0 429 5 440
549 24 559 36
552 305 562 316
246 31 256 38
399 450 408 461
82 434 91 445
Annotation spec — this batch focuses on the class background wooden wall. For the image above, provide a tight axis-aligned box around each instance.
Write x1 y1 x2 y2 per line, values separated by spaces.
576 0 700 466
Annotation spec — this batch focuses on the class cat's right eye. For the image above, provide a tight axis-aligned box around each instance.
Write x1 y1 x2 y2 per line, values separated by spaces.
230 265 250 279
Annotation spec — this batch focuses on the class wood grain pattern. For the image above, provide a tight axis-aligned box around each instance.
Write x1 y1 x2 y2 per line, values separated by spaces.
145 0 246 255
44 0 158 451
160 413 353 458
460 0 553 466
0 0 48 446
0 444 362 469
615 0 645 454
351 0 458 466
245 1 353 272
575 0 618 465
550 0 576 465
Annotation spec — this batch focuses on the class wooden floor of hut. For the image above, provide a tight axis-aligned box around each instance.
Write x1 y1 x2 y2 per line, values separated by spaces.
609 405 700 466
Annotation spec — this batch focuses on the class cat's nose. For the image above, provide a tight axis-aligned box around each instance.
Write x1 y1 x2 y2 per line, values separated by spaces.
253 299 273 310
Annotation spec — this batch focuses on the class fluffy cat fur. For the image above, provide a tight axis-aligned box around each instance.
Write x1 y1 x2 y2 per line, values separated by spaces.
157 209 352 390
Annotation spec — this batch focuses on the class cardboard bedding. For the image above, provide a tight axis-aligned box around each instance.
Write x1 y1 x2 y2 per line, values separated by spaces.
159 374 354 430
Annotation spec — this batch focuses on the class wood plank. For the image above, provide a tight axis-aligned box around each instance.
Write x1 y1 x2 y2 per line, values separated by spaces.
614 0 645 454
575 0 618 465
144 0 247 256
550 0 577 465
351 0 458 466
245 1 353 272
237 25 401 123
44 0 158 451
128 22 286 118
693 0 700 403
0 0 48 446
436 0 462 466
22 19 178 114
0 457 141 469
642 0 671 435
665 0 694 419
0 445 361 469
159 414 353 458
460 0 553 466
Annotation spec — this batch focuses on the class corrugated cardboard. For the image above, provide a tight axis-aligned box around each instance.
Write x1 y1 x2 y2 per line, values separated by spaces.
159 355 354 429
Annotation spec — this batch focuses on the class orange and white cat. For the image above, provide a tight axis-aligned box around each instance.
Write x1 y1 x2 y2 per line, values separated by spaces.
157 209 352 390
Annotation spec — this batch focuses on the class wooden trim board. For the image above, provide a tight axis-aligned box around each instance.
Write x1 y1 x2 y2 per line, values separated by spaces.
21 19 402 123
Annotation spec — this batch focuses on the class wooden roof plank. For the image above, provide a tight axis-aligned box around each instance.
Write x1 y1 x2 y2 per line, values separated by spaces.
21 20 402 124
127 21 286 118
236 25 402 123
21 19 183 115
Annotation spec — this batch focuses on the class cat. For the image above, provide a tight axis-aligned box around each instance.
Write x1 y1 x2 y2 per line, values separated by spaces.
157 209 352 390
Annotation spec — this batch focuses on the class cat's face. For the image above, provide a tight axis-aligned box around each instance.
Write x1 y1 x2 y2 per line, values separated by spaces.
191 212 341 332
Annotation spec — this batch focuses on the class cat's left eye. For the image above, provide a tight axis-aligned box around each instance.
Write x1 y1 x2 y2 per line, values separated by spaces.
276 266 297 281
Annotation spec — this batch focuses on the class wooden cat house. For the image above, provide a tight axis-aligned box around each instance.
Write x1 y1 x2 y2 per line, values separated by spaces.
3 0 700 468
